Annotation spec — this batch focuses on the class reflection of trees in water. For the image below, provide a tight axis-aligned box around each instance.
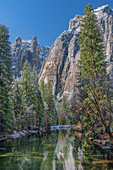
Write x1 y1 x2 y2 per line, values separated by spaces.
53 131 113 170
82 140 113 170
0 131 113 170
0 132 58 170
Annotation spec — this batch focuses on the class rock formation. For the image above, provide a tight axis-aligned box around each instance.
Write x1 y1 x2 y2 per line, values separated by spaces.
11 36 50 77
39 5 113 101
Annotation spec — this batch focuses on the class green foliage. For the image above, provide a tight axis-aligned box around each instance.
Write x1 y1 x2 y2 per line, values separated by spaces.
21 60 34 107
31 66 44 127
40 80 46 102
79 4 113 138
61 95 69 124
56 95 71 125
62 96 68 110
46 81 55 112
79 4 106 79
20 60 45 128
69 95 80 125
40 80 57 128
11 80 24 131
20 60 34 126
56 95 79 125
44 81 56 126
56 100 66 125
0 24 56 132
0 25 13 133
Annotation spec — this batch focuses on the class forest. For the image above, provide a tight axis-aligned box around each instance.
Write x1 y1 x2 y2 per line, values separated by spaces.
0 4 113 143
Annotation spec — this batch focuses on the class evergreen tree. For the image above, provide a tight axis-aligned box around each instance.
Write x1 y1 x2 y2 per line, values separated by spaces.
31 65 44 127
79 4 106 79
20 60 34 127
45 81 55 126
61 95 69 124
70 95 80 125
56 101 60 124
20 63 44 129
40 80 46 102
79 4 113 138
40 80 56 128
11 80 24 131
0 25 13 133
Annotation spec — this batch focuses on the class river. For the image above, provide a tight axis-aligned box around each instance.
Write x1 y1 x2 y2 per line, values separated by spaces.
0 129 113 170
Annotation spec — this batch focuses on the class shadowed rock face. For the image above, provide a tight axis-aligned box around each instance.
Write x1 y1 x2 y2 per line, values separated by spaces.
39 5 113 100
11 36 50 77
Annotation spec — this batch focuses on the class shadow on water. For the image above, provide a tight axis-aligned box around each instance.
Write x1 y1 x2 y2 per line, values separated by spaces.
0 130 113 170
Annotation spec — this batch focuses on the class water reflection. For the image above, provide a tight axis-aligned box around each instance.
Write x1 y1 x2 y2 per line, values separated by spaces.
54 130 83 170
0 130 113 170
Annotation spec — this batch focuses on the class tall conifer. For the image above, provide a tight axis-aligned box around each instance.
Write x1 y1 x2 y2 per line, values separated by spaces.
32 65 44 127
0 25 12 133
79 4 106 78
45 81 55 126
11 80 24 131
79 4 113 138
20 60 34 126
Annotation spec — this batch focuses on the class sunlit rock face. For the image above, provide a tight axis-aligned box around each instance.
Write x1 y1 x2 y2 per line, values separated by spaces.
94 5 113 76
11 36 50 77
39 5 113 100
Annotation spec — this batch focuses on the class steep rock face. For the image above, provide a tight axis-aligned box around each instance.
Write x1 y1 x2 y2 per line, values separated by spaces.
39 5 113 100
94 5 113 74
12 36 50 77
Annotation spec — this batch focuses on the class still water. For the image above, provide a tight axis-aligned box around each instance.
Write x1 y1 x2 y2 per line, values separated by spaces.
0 130 113 170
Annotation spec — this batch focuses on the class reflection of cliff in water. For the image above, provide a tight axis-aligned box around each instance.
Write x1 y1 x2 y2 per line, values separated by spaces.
53 130 84 170
0 130 113 169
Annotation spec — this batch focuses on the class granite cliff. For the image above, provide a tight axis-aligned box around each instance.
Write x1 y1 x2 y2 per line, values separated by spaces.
39 5 113 100
12 36 50 77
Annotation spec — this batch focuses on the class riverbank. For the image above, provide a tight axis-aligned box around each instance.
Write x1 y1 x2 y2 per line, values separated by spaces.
0 125 113 153
0 128 113 170
0 125 77 141
0 130 41 141
0 125 46 141
74 122 113 152
85 131 113 152
88 137 113 152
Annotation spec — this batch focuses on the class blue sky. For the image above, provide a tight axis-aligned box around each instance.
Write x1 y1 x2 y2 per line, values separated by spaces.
0 0 113 46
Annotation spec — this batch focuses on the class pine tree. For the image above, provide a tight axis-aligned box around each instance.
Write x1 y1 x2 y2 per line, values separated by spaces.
40 80 56 128
20 62 44 129
70 95 80 125
79 4 106 79
79 4 113 138
40 80 46 102
56 101 60 124
11 80 24 131
61 95 69 124
20 60 34 127
31 65 44 127
0 25 13 133
45 81 55 126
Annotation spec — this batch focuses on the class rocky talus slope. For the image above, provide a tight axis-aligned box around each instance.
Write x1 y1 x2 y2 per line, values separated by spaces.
39 5 113 100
